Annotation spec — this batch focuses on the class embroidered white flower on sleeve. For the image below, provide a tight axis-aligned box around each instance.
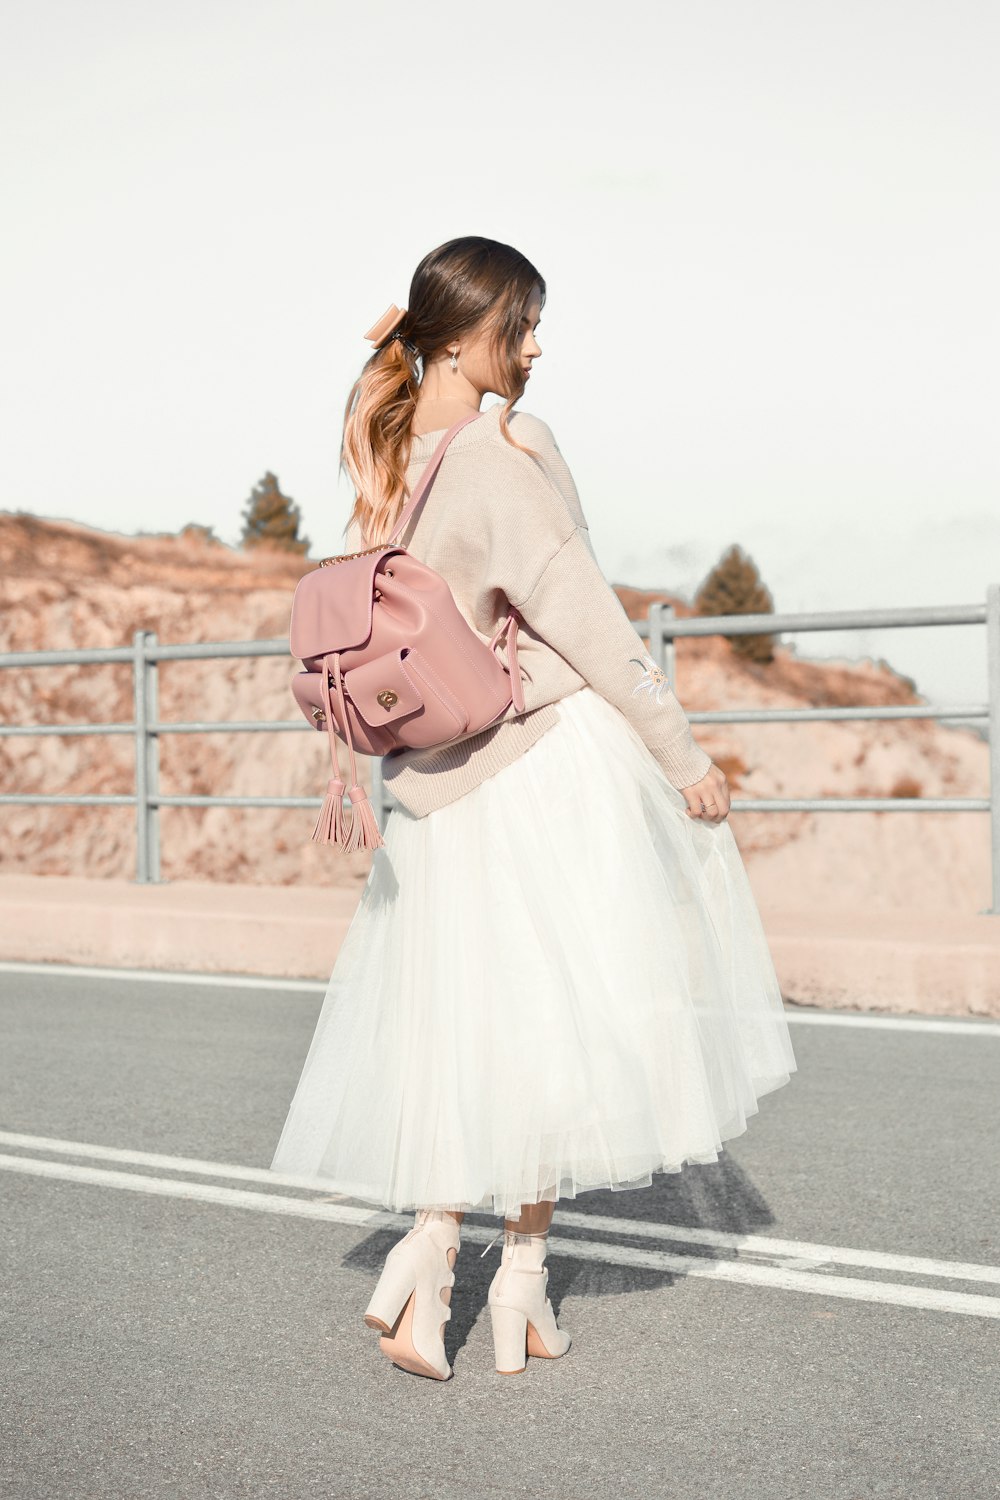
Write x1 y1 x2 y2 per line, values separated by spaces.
628 650 670 704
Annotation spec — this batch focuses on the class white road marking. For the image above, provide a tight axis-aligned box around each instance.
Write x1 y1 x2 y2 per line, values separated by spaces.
0 1130 332 1192
548 1208 1000 1286
3 1129 997 1288
780 1010 1000 1036
2 1142 999 1320
1 960 997 1035
0 959 325 994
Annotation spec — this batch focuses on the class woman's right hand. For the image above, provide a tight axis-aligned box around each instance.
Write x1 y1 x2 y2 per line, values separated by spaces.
679 763 731 823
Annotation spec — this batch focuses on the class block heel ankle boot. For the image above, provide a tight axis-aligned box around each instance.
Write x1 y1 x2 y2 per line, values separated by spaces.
363 1209 461 1381
486 1228 572 1375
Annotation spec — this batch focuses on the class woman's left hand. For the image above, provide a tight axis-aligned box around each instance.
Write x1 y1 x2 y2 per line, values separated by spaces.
680 763 731 823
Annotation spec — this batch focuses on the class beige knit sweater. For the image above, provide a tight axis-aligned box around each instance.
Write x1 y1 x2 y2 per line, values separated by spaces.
342 402 711 817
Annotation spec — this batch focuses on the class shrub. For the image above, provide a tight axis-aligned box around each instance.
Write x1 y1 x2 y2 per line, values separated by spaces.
179 522 220 545
694 544 776 663
240 473 311 554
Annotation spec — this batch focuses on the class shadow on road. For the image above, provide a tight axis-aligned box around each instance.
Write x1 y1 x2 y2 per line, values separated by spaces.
342 1152 772 1361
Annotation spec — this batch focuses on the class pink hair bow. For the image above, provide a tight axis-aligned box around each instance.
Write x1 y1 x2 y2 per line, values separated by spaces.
363 303 407 347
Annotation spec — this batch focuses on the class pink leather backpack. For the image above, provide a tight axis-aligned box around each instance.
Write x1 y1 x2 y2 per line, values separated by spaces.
289 411 525 852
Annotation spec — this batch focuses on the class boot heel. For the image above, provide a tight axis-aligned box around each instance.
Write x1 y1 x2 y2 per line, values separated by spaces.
363 1258 417 1333
363 1211 461 1382
489 1301 529 1374
484 1228 572 1373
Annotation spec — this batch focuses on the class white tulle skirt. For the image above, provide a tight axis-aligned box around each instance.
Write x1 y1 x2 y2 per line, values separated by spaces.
269 685 796 1218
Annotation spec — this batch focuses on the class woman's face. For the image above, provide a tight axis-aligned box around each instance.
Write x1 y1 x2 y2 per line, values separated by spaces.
456 285 542 397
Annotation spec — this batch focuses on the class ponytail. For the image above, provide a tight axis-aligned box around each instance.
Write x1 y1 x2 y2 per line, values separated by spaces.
340 335 420 548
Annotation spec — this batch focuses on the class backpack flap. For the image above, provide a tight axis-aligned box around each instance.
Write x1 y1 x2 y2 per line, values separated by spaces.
343 648 424 727
288 545 406 661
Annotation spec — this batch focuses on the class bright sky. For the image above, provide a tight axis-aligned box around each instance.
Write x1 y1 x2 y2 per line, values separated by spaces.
1 0 997 712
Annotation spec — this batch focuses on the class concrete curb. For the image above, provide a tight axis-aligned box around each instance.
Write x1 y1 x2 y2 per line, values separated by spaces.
0 874 359 982
0 875 996 1018
762 913 1000 1018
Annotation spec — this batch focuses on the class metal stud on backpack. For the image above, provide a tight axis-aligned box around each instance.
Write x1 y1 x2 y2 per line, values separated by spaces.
288 412 526 852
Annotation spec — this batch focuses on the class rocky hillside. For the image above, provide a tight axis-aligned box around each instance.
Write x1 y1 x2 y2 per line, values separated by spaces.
0 513 989 912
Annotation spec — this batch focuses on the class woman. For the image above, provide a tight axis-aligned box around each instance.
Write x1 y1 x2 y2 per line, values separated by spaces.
270 235 796 1381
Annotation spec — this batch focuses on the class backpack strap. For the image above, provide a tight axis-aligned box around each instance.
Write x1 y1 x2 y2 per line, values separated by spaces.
386 410 485 545
389 408 525 718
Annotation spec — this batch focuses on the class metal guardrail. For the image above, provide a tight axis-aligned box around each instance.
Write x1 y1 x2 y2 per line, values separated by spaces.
0 587 996 913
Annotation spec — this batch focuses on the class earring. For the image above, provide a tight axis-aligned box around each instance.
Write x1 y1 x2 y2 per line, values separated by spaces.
450 349 458 372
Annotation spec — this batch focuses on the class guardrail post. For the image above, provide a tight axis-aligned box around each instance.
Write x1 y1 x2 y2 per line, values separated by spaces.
663 602 677 694
145 631 161 883
647 601 677 691
132 629 161 884
984 583 1000 915
647 601 666 670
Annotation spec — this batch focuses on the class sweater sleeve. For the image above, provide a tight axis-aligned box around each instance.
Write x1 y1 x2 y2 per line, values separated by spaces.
505 418 713 792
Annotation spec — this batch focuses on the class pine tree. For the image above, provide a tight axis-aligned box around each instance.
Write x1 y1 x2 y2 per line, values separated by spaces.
240 472 311 554
693 544 776 663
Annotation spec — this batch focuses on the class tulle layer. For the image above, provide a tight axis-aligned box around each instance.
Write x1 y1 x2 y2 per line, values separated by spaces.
269 686 797 1217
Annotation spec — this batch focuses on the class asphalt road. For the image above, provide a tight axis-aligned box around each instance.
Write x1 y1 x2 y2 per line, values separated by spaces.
1 964 998 1500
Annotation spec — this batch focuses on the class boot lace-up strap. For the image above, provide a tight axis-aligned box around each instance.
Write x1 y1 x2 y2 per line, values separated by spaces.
481 1227 550 1261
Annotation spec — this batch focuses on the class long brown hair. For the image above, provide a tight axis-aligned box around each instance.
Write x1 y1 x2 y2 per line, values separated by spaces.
340 236 546 547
